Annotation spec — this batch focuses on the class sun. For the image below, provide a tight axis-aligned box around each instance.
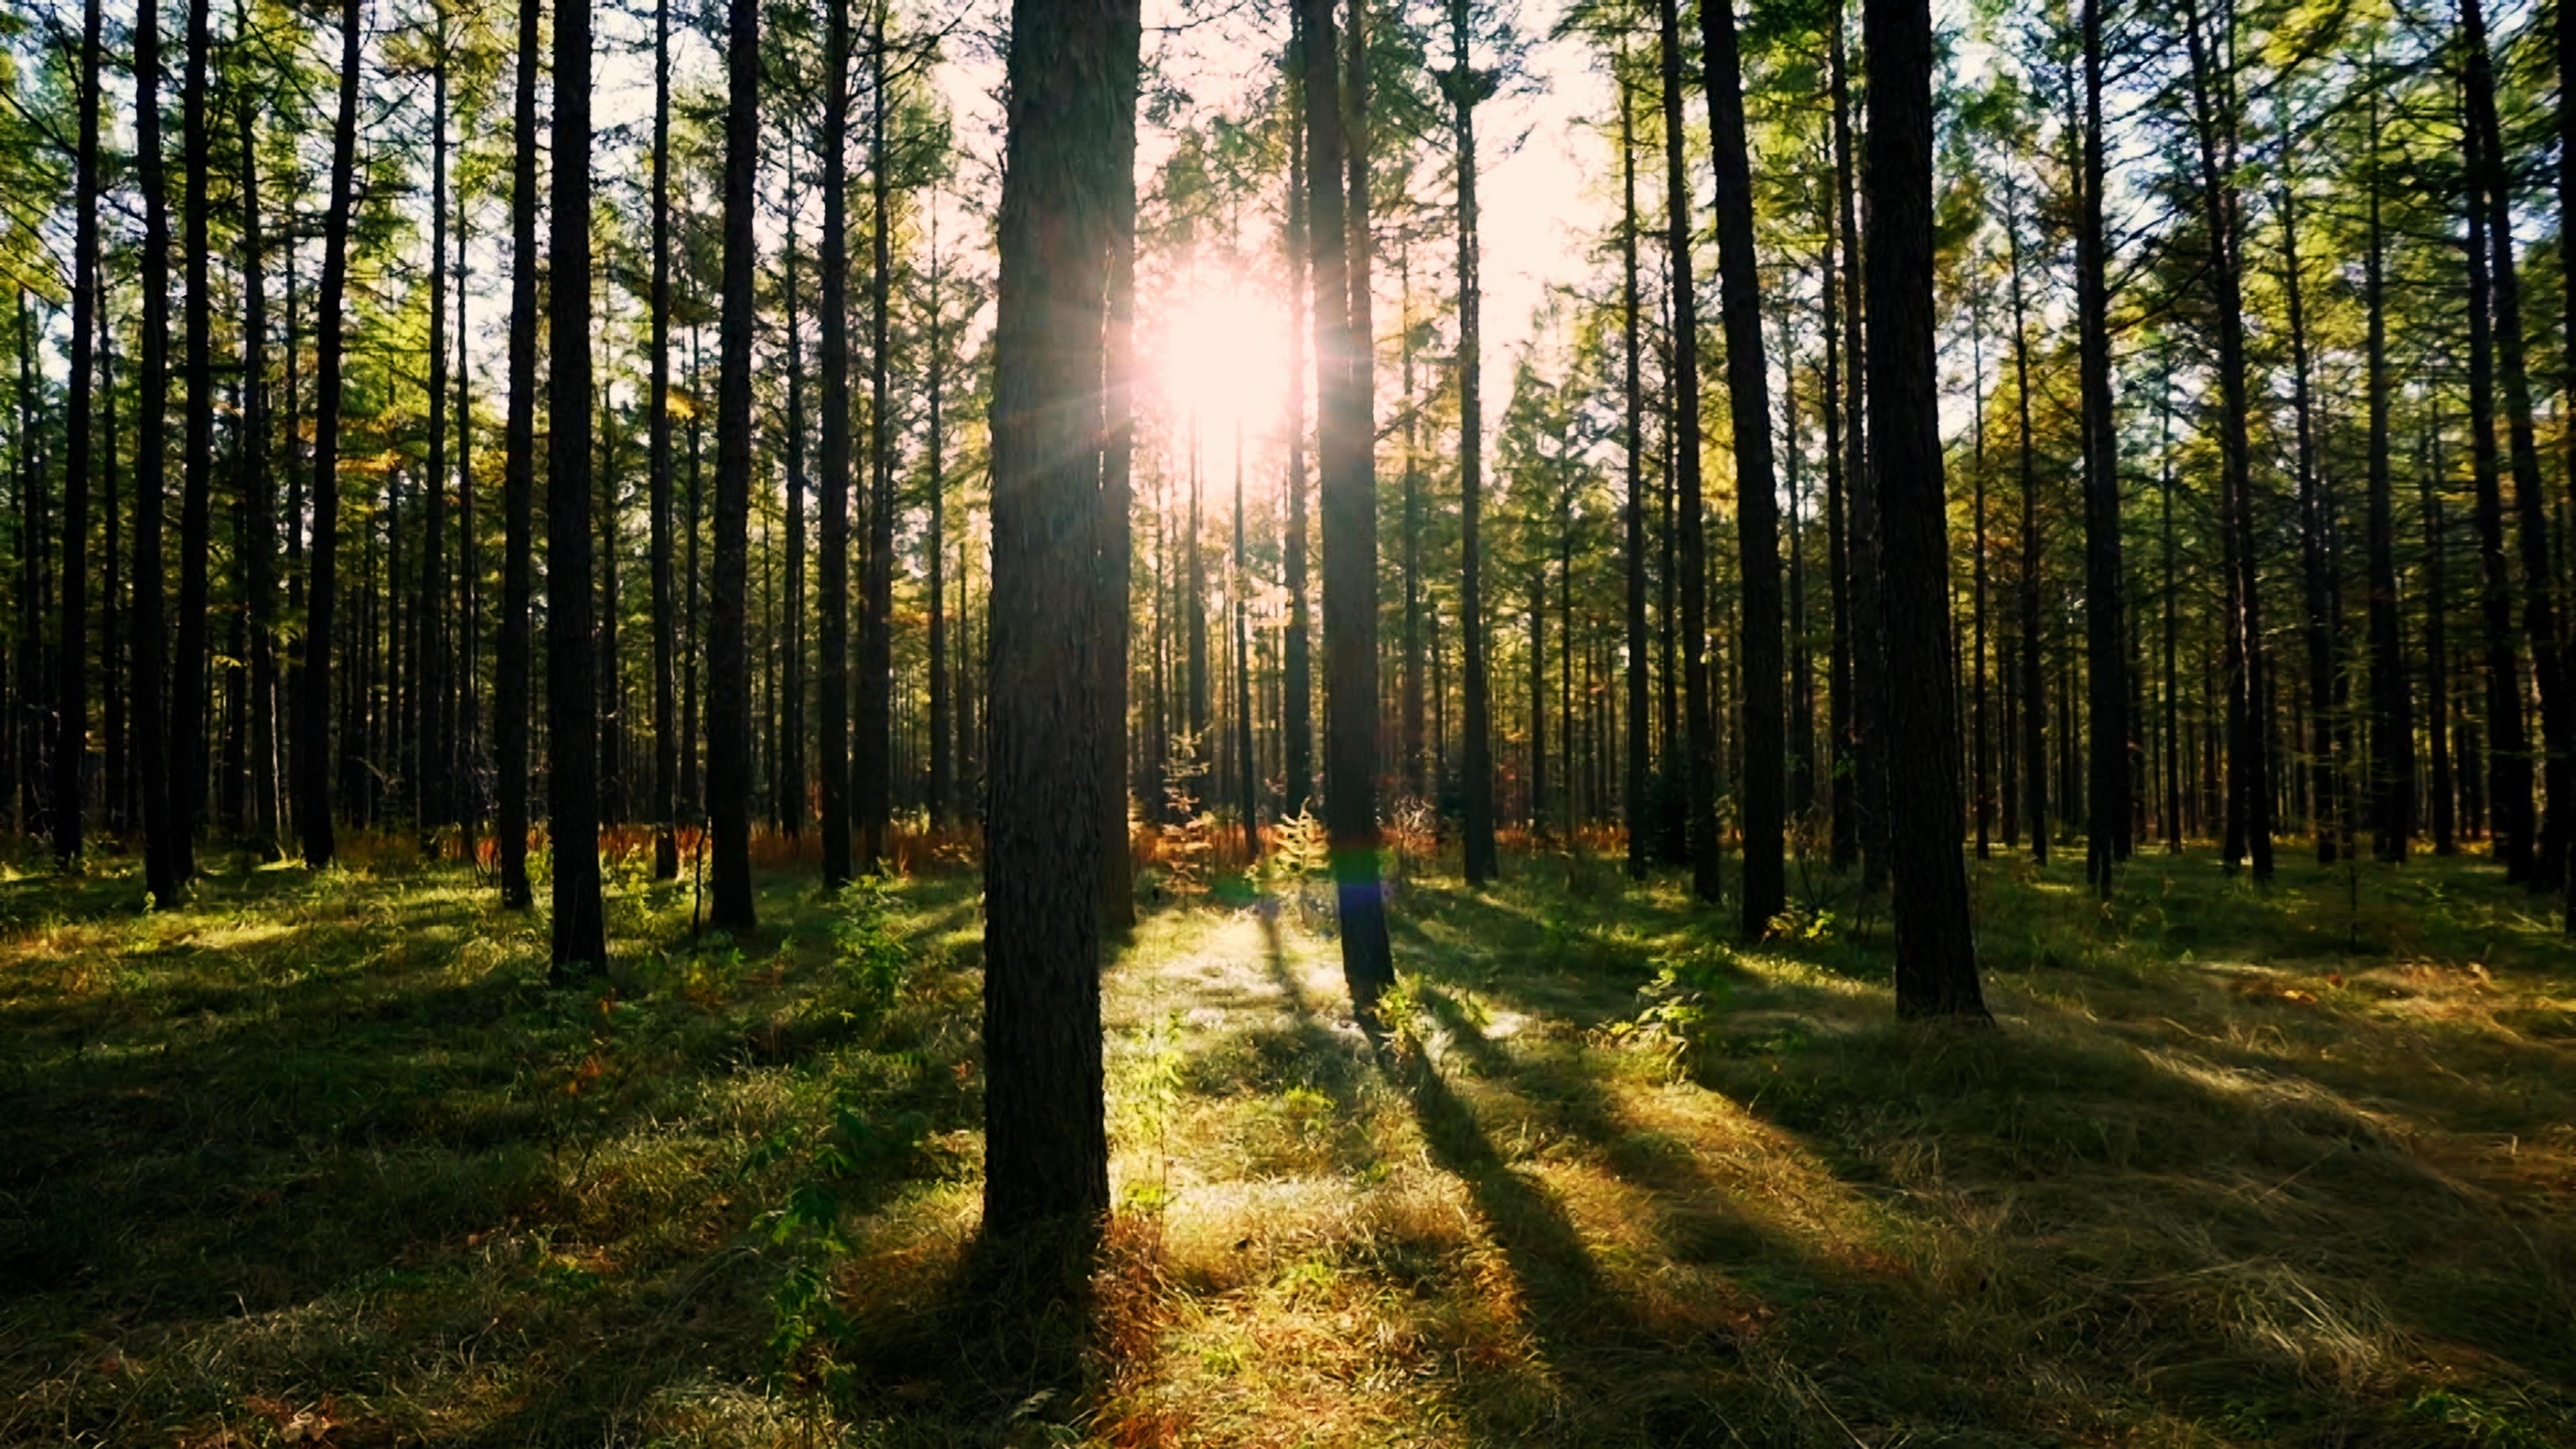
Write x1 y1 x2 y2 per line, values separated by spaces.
1155 281 1295 446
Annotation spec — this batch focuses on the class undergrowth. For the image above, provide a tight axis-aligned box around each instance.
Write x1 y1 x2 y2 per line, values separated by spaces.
1 838 2570 1446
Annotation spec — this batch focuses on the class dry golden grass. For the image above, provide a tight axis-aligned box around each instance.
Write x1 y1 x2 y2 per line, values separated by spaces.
3 837 2571 1446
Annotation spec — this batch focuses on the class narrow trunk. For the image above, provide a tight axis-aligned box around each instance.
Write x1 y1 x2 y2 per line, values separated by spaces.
1655 0 1718 904
56 0 102 867
498 0 538 908
706 0 760 931
651 0 680 878
1450 0 1497 883
298 0 364 871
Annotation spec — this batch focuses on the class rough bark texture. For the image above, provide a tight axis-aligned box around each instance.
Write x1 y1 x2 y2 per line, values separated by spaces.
1864 0 1986 1019
981 0 1134 1238
651 0 680 879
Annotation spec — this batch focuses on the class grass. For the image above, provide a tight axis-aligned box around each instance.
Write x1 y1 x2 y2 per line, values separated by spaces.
2 832 2571 1446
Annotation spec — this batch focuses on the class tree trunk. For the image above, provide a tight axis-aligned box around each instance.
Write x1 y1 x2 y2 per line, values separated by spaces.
1654 0 1717 904
2363 75 2409 863
420 20 449 843
172 0 216 881
1448 0 1497 884
1302 0 1394 1012
857 0 896 869
1101 155 1138 922
1621 52 1648 880
2464 0 2573 900
706 0 760 932
1864 0 1985 1018
298 0 361 872
2076 0 2124 892
549 0 608 968
2005 173 2045 865
2459 49 2532 883
2281 170 2334 866
1699 0 1782 931
56 0 101 867
981 0 1134 1240
818 0 851 886
1284 39 1313 820
1832 0 1886 890
237 89 278 853
498 0 539 908
2422 415 2456 855
928 209 953 828
2179 0 2271 880
651 0 680 879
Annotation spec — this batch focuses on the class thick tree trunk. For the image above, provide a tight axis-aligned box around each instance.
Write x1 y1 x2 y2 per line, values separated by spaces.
1303 0 1394 1012
1864 0 1984 1018
707 0 760 932
1100 153 1138 924
1831 0 1886 890
981 0 1134 1240
549 0 608 969
1699 0 1782 931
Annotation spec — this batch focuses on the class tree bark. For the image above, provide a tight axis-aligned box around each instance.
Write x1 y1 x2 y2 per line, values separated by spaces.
1654 0 1717 904
1699 0 1782 931
857 0 896 869
706 0 761 932
298 0 362 872
1303 0 1394 1012
981 0 1134 1239
1449 0 1496 884
2076 0 2125 892
56 0 101 867
498 0 539 908
818 0 852 886
1621 52 1648 880
651 0 680 879
1864 0 1984 1018
548 0 608 969
2363 75 2409 863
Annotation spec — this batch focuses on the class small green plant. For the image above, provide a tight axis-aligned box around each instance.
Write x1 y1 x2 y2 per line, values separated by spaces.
753 1084 928 1394
829 873 908 1023
1597 948 1737 1079
1765 902 1838 944
1122 1008 1187 1215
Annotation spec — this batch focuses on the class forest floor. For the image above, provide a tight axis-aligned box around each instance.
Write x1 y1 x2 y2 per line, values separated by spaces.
2 835 2573 1447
